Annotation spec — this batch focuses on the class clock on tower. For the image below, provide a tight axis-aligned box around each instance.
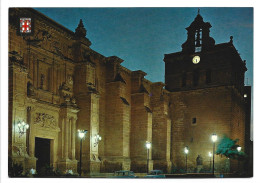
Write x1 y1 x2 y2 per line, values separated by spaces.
192 56 200 64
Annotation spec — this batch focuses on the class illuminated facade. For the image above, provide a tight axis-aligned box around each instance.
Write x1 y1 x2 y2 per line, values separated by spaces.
8 8 251 175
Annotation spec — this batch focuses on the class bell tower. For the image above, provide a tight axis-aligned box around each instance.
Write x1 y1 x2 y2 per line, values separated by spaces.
164 11 247 93
182 9 215 53
164 11 248 173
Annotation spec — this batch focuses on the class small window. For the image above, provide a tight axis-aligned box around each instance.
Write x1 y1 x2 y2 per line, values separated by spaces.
145 106 152 113
120 97 129 105
192 118 197 124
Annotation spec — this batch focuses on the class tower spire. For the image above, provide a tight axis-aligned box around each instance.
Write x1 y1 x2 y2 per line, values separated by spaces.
181 11 215 53
75 19 87 38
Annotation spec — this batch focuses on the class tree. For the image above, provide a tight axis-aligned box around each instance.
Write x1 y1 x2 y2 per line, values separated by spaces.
8 157 26 177
216 136 247 160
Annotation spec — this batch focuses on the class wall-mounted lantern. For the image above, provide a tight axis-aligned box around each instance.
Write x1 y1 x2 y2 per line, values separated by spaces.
17 120 29 138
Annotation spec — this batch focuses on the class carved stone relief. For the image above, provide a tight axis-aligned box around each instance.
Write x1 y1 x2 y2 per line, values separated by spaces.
12 144 26 157
27 29 52 48
67 75 73 85
60 82 71 92
34 113 57 129
9 51 24 63
35 30 52 42
59 82 77 107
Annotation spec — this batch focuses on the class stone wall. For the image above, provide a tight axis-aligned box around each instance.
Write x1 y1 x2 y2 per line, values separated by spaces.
169 86 245 173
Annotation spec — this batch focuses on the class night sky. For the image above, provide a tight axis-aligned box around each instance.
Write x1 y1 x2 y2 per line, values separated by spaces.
35 7 253 86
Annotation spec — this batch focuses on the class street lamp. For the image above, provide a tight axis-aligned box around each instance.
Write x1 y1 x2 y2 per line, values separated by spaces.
17 120 29 138
237 146 241 173
211 133 217 176
209 152 212 171
184 146 189 173
237 146 241 152
78 129 88 176
145 141 151 174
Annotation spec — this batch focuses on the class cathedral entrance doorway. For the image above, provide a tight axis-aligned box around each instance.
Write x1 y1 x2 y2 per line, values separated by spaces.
35 137 51 174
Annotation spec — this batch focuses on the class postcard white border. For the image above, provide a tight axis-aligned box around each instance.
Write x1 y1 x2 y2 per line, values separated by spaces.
1 1 258 183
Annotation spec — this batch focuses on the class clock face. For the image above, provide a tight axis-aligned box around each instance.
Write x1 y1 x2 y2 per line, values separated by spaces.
192 56 200 64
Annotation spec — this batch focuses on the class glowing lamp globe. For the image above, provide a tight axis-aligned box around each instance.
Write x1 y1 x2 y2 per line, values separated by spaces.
211 134 217 142
146 141 151 149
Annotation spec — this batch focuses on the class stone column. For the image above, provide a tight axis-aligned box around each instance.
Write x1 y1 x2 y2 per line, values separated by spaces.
104 81 131 173
71 118 76 160
58 108 79 173
64 116 69 159
68 118 72 159
150 83 172 173
24 105 37 171
27 106 32 156
61 117 65 158
130 92 153 173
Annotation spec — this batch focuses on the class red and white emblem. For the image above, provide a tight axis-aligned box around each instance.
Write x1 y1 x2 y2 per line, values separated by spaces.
20 18 31 33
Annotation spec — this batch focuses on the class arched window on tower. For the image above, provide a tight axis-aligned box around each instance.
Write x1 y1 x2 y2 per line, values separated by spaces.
195 28 202 52
193 69 199 86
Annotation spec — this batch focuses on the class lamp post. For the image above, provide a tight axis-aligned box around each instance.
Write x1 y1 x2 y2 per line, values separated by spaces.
184 146 189 173
237 146 241 174
209 152 212 172
145 141 151 174
211 133 217 176
78 129 88 176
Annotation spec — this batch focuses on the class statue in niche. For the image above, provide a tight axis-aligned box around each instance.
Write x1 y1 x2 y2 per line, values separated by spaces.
60 82 70 91
64 94 71 103
27 82 35 96
67 75 73 85
196 154 204 173
196 155 203 166
92 154 96 161
71 97 76 105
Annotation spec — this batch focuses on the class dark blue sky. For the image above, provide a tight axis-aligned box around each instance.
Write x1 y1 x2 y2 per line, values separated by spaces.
36 7 253 86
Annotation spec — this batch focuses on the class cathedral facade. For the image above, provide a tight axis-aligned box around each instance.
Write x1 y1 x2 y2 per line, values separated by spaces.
8 8 251 176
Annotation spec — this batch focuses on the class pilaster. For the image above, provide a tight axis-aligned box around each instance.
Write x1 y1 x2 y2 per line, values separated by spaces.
150 82 172 173
102 80 131 172
9 57 30 172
